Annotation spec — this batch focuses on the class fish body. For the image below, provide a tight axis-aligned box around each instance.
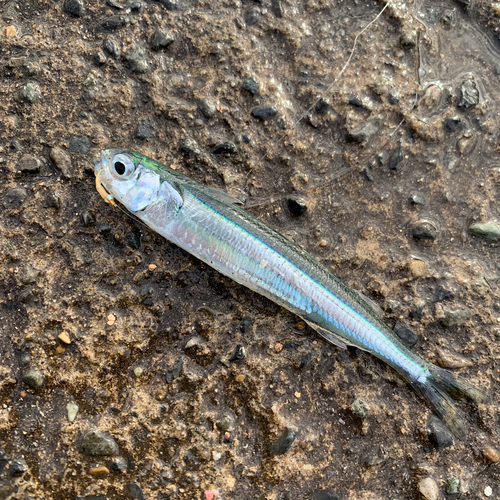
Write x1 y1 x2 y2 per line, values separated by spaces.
95 148 485 438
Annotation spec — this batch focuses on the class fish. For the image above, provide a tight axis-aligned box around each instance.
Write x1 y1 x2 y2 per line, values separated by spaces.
94 148 486 439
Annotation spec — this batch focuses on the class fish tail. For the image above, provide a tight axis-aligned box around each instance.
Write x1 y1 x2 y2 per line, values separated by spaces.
412 363 487 440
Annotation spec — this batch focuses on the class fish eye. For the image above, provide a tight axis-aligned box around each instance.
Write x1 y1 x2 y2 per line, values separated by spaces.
111 154 135 178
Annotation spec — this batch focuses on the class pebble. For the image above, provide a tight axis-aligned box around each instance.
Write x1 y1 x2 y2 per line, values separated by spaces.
125 230 141 249
81 210 96 226
58 331 71 344
109 456 127 471
20 82 42 103
64 0 84 17
229 344 245 362
420 85 441 109
179 138 201 158
437 306 472 327
67 402 79 422
446 476 459 494
125 46 149 73
20 266 39 284
348 95 363 107
300 351 312 369
287 198 307 217
197 99 216 119
213 143 235 155
217 415 235 432
94 50 107 65
393 322 418 348
418 477 439 500
46 191 61 209
346 118 381 144
50 147 73 179
427 415 454 449
245 6 260 25
433 286 454 303
100 17 126 31
134 367 143 377
484 486 493 497
165 358 183 383
69 135 90 154
19 288 35 304
242 77 259 95
444 117 461 132
3 187 27 208
128 480 144 500
351 398 370 418
388 91 400 104
412 221 438 241
89 466 110 476
436 347 473 369
159 0 182 11
107 313 116 326
251 106 277 120
269 429 298 455
482 445 499 462
9 458 28 475
388 142 403 170
458 79 479 109
23 368 44 388
81 430 119 456
408 259 425 278
150 29 174 51
311 492 341 500
17 155 41 174
469 222 500 240
103 38 120 58
135 119 155 140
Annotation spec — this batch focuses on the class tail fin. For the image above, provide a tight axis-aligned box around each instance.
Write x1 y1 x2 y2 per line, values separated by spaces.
412 364 487 440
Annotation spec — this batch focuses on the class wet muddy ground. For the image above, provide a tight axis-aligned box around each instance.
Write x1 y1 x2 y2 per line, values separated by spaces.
1 0 500 498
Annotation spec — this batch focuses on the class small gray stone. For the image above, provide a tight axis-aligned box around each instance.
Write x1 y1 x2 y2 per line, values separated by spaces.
469 222 500 241
50 147 73 179
446 475 459 495
242 77 259 95
393 322 418 348
409 194 424 205
427 415 454 450
46 191 61 209
245 6 260 25
19 288 35 304
388 91 400 104
269 429 298 455
439 307 472 327
159 0 182 10
67 403 79 422
128 480 144 500
412 221 438 240
9 458 28 476
20 266 39 285
212 143 235 155
80 210 96 226
351 398 370 418
458 79 479 110
251 106 278 120
23 368 44 388
197 99 216 119
135 119 156 140
69 136 91 154
81 430 119 456
17 155 41 174
150 29 174 51
20 83 42 103
287 198 307 217
64 0 84 17
165 358 183 383
179 138 201 158
315 97 329 114
100 17 126 31
103 39 120 58
109 456 127 471
125 46 149 73
94 50 107 65
217 415 235 432
418 477 439 500
3 187 27 208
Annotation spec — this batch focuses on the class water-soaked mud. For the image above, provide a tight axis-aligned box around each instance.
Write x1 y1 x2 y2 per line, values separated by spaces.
0 0 499 499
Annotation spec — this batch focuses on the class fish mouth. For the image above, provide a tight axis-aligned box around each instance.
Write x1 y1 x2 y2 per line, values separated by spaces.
94 156 116 206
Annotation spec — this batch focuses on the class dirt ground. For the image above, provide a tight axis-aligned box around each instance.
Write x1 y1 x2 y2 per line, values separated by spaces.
0 0 499 498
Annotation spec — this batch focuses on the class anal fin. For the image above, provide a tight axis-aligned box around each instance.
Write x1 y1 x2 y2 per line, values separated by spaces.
304 320 351 349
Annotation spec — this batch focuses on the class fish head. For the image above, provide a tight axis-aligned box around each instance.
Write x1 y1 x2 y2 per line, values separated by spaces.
95 148 183 213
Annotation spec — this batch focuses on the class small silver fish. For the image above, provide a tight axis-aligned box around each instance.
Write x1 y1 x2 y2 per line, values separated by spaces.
94 148 486 438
